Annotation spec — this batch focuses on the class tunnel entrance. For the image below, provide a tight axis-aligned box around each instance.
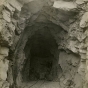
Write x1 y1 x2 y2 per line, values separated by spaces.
12 22 81 88
22 26 59 82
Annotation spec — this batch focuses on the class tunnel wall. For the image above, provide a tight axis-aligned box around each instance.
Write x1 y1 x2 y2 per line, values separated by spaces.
59 51 81 88
0 0 88 88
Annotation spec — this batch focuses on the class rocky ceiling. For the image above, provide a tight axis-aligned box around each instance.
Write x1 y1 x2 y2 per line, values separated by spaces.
0 0 88 88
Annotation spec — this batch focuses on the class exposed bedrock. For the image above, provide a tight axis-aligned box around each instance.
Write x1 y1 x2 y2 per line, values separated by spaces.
0 0 88 88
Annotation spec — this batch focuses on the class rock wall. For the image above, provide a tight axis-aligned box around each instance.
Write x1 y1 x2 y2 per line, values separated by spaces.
0 0 88 88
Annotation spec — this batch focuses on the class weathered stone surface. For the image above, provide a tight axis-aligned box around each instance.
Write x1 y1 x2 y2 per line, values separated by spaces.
78 61 86 80
0 5 4 13
74 73 83 88
0 55 5 60
0 59 9 80
86 60 88 84
76 0 88 4
8 23 15 32
23 0 46 14
80 12 88 28
79 49 87 54
4 2 15 13
53 1 77 11
59 51 81 87
0 80 9 88
0 0 5 6
81 2 88 11
0 47 9 56
17 17 26 30
67 40 79 53
80 53 86 60
59 51 80 72
0 19 7 32
17 0 33 4
2 10 11 22
0 21 14 46
8 0 22 11
84 28 88 36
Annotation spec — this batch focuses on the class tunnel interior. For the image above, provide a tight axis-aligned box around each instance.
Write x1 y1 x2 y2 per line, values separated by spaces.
22 26 60 82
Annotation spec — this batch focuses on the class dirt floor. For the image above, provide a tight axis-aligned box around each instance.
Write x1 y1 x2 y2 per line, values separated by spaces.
21 80 60 88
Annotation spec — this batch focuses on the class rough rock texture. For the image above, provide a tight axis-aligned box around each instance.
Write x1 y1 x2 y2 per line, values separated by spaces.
0 0 88 88
80 12 88 28
53 1 77 10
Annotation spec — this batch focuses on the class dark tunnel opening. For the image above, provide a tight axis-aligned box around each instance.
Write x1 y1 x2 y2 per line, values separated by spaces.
22 26 59 82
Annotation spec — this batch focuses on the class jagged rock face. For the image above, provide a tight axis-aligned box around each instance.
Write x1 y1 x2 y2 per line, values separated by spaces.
0 0 88 88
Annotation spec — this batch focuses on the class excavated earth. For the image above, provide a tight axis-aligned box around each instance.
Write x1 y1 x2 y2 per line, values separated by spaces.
0 0 88 88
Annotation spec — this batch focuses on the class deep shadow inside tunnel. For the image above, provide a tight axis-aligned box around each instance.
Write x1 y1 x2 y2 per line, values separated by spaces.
22 26 59 82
